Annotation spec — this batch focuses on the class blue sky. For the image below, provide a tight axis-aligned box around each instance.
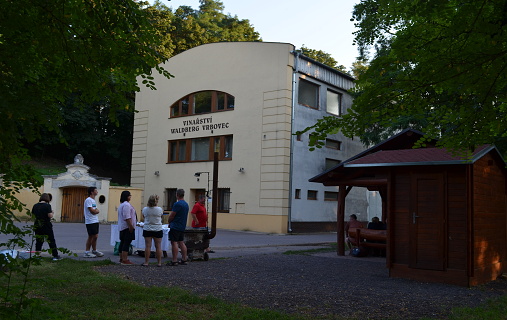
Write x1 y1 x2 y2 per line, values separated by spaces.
152 0 360 70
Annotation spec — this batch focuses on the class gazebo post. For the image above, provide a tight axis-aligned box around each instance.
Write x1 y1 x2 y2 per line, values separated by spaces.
337 184 346 256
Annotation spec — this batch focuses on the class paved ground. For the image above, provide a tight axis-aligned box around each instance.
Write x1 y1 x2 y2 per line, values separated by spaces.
0 222 339 262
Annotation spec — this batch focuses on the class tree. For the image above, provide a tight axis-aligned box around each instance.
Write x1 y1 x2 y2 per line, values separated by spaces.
0 0 170 315
25 0 261 181
302 0 507 153
297 45 348 73
169 0 261 54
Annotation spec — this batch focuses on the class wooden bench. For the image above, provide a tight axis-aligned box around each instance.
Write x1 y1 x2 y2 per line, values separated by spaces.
348 228 387 250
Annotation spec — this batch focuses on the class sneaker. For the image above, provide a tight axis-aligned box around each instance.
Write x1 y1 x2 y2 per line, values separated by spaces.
92 250 104 257
121 260 135 265
52 256 63 261
83 252 96 258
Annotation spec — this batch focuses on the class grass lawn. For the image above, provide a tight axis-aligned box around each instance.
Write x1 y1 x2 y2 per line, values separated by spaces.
2 255 507 320
2 258 304 320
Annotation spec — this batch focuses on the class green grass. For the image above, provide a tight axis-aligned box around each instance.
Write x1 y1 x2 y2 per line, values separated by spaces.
3 258 305 320
3 252 507 319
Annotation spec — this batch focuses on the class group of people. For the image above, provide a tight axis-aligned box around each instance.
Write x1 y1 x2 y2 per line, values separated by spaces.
115 188 193 266
32 186 209 266
344 214 386 255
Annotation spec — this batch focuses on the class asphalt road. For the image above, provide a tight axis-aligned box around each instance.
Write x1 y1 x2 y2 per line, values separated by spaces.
1 222 339 263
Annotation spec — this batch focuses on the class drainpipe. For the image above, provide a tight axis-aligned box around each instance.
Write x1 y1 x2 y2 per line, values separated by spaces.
288 49 299 233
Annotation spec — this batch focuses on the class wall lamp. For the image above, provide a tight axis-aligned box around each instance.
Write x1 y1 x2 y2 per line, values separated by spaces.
238 168 245 173
154 171 160 176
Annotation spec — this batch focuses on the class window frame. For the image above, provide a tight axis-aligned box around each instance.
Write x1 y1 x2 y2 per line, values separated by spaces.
325 158 341 170
325 139 342 150
324 191 339 201
326 90 342 116
170 90 235 118
168 135 233 163
307 190 318 200
298 78 319 109
217 188 231 213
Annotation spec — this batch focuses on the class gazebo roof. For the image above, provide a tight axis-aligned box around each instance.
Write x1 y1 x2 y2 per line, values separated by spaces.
310 129 505 185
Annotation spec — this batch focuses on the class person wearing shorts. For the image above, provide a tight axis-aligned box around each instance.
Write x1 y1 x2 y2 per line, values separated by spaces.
141 195 164 267
167 189 189 266
118 190 137 265
83 187 103 258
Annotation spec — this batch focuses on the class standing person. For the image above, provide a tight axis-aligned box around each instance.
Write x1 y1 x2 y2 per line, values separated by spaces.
191 195 213 253
33 193 62 261
190 195 207 228
167 188 189 266
118 190 137 265
141 195 163 267
83 187 104 258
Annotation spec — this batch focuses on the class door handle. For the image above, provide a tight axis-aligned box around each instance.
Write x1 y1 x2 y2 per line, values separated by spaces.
412 212 420 224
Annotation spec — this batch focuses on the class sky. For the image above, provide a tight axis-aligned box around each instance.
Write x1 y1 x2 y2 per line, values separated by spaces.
152 0 360 70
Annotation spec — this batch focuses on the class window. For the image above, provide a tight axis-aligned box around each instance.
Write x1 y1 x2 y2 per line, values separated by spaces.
295 189 301 199
324 191 339 201
325 158 341 170
169 140 187 161
193 91 212 114
296 134 302 141
307 190 318 200
325 139 341 150
168 135 233 163
326 90 342 116
165 188 177 211
191 137 210 161
218 188 231 213
170 90 235 118
298 79 319 109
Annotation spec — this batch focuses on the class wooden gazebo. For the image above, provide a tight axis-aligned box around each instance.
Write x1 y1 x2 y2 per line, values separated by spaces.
310 129 507 286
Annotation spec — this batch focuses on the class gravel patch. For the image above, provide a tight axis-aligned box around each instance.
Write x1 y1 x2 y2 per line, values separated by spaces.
97 252 507 319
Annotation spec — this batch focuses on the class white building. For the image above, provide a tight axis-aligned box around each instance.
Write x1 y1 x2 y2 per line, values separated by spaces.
132 42 371 233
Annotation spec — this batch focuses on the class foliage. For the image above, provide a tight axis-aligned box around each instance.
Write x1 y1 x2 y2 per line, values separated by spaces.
297 45 348 73
24 0 261 180
301 0 507 152
0 0 172 316
168 0 261 55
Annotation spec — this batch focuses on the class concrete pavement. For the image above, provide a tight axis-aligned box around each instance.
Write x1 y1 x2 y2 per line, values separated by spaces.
1 222 338 264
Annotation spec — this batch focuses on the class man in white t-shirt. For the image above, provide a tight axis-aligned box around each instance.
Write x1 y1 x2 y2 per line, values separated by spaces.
83 187 104 258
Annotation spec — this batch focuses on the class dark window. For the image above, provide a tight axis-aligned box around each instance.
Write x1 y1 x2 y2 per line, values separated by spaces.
165 188 177 211
193 91 212 114
325 139 341 150
324 191 339 201
218 188 231 213
307 190 318 200
295 189 301 199
325 158 341 170
298 79 319 109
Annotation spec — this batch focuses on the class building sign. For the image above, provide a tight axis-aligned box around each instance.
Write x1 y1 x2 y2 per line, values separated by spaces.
171 116 230 134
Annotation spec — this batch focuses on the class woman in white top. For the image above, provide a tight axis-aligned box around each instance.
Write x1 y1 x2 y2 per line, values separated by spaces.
142 195 164 266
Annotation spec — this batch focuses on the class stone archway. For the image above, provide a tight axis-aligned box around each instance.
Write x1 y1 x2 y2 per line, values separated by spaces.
43 154 111 223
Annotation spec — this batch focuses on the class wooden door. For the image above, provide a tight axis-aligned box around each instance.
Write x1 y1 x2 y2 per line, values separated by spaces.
61 187 88 222
409 173 445 270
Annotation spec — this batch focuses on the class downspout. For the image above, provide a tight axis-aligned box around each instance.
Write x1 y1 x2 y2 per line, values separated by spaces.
288 49 299 233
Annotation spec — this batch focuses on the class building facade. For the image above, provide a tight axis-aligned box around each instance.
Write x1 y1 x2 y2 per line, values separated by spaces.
132 42 371 233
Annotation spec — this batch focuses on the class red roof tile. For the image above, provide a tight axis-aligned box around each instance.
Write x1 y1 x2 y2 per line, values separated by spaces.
347 146 490 166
